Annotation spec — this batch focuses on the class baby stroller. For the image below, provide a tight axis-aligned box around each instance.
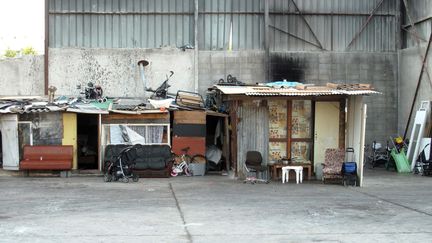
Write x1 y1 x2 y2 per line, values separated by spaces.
367 141 390 168
342 148 357 186
104 145 139 183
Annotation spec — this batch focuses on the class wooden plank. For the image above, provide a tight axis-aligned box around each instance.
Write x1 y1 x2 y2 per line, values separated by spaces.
224 116 230 172
178 94 202 101
339 99 346 149
102 112 169 122
326 83 339 89
287 100 292 159
231 101 238 175
174 110 206 124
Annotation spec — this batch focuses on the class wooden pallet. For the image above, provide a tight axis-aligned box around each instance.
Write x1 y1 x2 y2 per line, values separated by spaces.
326 82 373 90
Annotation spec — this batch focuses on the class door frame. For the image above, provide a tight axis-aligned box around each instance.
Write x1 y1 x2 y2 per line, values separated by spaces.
312 99 346 174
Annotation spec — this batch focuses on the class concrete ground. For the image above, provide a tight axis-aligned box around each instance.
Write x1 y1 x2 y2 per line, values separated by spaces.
0 169 431 243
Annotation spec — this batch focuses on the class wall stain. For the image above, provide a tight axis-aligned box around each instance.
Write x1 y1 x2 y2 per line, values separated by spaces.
270 54 305 82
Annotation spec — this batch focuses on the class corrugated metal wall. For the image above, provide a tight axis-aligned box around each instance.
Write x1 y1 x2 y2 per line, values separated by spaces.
237 101 269 176
49 0 195 48
269 0 397 51
403 0 432 48
198 0 263 50
49 0 398 52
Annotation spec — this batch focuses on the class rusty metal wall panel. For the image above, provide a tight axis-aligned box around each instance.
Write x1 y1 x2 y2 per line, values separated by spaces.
237 101 269 175
49 0 194 48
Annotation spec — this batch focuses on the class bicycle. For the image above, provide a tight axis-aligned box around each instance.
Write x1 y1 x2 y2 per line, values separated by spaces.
171 147 208 177
171 147 192 177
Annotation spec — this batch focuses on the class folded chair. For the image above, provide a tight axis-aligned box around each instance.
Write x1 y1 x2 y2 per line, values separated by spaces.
243 151 269 184
322 148 345 184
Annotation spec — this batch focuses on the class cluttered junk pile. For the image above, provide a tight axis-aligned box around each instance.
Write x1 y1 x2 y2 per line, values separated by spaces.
0 60 210 115
365 101 432 176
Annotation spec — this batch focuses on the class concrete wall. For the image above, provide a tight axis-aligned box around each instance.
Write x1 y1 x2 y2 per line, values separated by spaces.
398 45 432 136
49 47 195 97
0 55 44 96
198 51 266 95
0 48 397 144
199 51 398 144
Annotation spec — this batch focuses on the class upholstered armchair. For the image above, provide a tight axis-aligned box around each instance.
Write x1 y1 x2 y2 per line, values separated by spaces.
322 148 345 183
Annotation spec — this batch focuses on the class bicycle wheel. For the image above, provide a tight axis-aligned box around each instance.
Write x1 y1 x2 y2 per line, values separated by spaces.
184 166 192 176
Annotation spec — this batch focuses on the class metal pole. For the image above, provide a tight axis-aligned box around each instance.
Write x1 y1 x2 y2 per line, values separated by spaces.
137 60 149 100
44 0 49 95
403 32 432 139
194 0 199 93
264 0 270 82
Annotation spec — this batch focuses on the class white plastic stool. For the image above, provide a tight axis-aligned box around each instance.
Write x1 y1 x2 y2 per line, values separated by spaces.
282 166 303 184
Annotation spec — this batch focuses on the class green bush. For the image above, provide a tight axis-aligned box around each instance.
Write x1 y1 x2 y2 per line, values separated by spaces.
4 48 18 58
21 46 37 55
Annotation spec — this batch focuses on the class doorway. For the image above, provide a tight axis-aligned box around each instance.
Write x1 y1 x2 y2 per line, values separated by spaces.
77 114 99 170
313 101 340 179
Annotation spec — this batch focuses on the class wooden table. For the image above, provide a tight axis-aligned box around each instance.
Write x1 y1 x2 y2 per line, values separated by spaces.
269 163 312 181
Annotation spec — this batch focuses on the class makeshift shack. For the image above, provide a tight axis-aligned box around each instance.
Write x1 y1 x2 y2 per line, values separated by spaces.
0 97 171 173
214 83 378 186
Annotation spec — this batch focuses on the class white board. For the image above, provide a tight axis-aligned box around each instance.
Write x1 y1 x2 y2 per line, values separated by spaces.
0 114 20 170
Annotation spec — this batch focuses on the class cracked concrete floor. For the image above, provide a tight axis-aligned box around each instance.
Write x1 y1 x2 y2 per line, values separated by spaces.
0 169 431 243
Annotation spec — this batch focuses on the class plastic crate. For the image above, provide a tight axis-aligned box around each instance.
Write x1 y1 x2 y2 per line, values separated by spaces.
189 163 206 176
342 162 357 174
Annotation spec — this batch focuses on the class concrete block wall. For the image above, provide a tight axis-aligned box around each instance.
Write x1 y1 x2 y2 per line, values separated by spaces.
49 47 195 97
270 52 398 144
0 49 397 144
198 51 266 95
398 45 432 137
0 55 44 96
199 51 398 144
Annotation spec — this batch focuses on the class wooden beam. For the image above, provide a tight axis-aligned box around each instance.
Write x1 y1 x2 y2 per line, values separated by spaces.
287 100 292 159
224 116 230 172
339 99 346 149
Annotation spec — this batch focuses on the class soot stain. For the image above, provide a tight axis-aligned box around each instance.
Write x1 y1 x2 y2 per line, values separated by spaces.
270 54 305 82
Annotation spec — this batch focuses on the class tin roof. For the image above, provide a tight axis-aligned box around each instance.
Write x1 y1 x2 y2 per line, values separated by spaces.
214 85 380 97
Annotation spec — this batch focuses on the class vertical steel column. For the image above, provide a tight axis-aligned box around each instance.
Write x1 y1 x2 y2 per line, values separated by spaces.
194 0 199 93
44 0 49 95
264 0 270 82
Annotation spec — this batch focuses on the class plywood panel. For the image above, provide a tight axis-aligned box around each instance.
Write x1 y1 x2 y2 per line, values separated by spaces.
172 137 206 156
62 113 78 170
174 111 206 124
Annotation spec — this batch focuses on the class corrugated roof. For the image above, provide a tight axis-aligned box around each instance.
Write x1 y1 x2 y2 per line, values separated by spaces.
214 85 380 96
